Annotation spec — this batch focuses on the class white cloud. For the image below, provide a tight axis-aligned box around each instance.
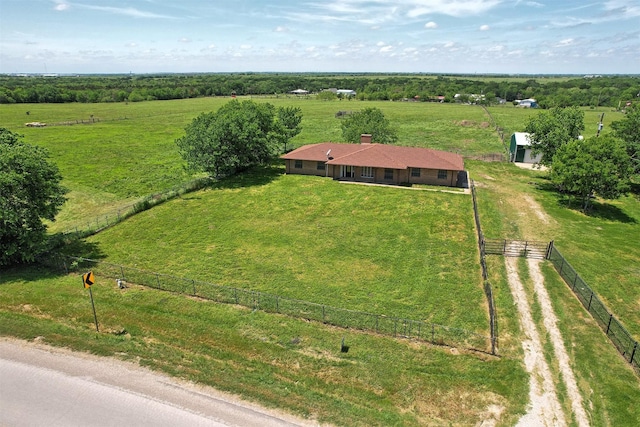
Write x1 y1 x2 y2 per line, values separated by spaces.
604 0 640 18
556 38 574 47
425 21 438 29
488 45 504 52
480 24 490 31
76 4 175 19
54 1 70 12
240 44 252 50
274 26 289 32
407 0 502 18
179 38 191 43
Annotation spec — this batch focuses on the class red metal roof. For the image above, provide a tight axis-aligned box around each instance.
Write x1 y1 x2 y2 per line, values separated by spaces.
281 143 464 171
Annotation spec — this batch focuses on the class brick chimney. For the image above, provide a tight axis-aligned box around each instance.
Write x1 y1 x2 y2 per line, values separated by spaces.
360 134 372 144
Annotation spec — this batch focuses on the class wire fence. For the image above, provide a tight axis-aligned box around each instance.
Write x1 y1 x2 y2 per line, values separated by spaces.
547 243 639 375
480 105 511 158
470 180 497 354
39 253 493 353
58 176 213 239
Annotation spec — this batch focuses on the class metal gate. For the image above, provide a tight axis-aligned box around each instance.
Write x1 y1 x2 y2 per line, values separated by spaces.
483 239 551 259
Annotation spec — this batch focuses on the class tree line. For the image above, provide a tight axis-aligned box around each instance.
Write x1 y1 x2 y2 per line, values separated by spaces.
0 74 637 108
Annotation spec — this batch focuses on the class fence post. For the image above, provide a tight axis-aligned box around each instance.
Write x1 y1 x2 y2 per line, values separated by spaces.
276 296 279 313
572 273 579 290
559 257 565 275
394 318 398 336
156 273 160 288
431 324 435 343
192 279 196 296
606 314 613 335
503 239 507 254
322 305 325 322
524 241 528 257
588 292 593 311
631 342 638 364
120 266 125 280
546 240 554 259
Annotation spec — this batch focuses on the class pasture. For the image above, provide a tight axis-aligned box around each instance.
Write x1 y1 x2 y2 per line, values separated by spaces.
1 97 639 425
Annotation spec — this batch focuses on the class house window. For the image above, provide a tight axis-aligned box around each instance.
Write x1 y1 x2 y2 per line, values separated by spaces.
411 168 421 177
384 169 394 180
317 161 325 170
341 165 355 178
294 160 303 169
361 166 374 178
437 170 448 180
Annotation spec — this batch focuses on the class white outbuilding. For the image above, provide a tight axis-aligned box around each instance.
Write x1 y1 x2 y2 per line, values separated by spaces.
509 132 542 164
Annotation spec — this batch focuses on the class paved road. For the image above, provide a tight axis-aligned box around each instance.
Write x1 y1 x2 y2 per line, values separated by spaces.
0 339 316 427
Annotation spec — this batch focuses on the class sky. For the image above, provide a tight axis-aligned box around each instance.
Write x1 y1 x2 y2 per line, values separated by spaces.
1 0 639 75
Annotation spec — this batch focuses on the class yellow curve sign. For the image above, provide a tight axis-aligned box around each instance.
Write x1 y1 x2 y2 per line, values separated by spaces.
82 271 95 288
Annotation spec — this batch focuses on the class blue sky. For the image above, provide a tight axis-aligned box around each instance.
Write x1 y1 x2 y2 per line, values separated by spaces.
1 0 639 74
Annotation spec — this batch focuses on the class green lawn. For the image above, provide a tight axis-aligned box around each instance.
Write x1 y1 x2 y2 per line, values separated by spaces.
2 98 504 233
78 168 486 332
2 97 639 425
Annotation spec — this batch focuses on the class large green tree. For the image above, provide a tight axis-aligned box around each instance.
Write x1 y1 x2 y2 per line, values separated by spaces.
610 104 640 174
524 106 585 166
340 107 398 144
276 106 303 152
175 100 301 178
0 128 67 266
551 135 633 211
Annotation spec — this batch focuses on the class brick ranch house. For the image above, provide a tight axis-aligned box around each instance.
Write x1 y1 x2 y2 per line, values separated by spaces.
281 135 466 188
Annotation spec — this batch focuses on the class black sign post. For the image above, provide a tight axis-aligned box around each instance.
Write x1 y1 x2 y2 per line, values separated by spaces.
82 272 99 332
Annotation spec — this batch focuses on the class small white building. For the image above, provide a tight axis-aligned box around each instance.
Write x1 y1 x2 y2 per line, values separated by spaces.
336 89 356 97
516 98 538 108
509 132 542 164
290 89 309 95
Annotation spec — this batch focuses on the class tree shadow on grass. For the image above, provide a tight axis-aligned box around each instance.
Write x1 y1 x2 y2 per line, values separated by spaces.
207 161 284 191
31 236 109 279
580 200 637 223
0 264 65 285
536 179 637 224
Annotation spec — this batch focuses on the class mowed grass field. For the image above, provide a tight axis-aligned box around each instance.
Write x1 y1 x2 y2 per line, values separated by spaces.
2 97 504 233
82 170 485 330
2 97 640 425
